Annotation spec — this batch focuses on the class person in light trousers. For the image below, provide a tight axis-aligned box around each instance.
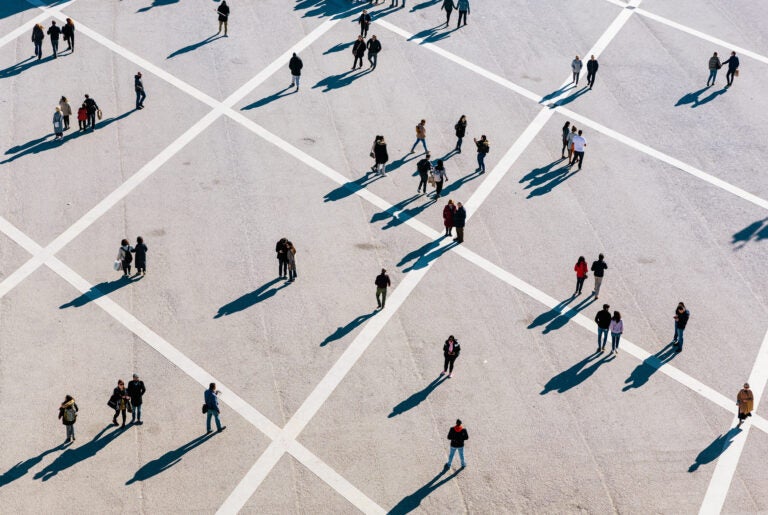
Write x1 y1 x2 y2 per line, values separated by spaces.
446 419 468 468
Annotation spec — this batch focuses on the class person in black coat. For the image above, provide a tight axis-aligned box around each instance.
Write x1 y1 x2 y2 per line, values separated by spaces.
722 51 739 87
84 94 99 131
454 115 467 152
276 237 289 278
133 236 148 275
441 335 461 377
58 395 79 442
62 18 75 53
47 21 61 58
594 303 611 352
31 24 45 60
359 10 371 37
453 202 466 243
373 136 389 176
217 1 230 36
289 52 303 90
352 35 366 70
446 419 468 468
366 35 381 69
416 152 432 194
127 374 147 424
586 55 598 89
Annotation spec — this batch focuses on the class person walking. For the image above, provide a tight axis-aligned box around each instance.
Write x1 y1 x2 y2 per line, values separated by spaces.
84 94 99 131
707 52 721 87
561 121 570 158
586 55 598 89
432 159 448 198
366 35 381 70
594 303 611 353
62 18 75 53
456 0 470 28
289 52 303 90
52 107 64 140
32 24 45 60
110 379 131 428
571 55 582 85
441 335 461 377
373 135 389 176
474 135 489 173
590 253 607 299
276 238 289 278
722 51 739 87
127 374 146 425
569 129 586 170
409 119 428 154
454 115 467 153
737 383 753 428
117 238 134 277
77 103 87 131
217 1 230 36
574 256 588 295
359 10 371 37
453 202 466 243
417 152 433 194
566 125 577 163
352 35 366 70
286 241 297 282
609 311 623 355
204 383 226 433
672 302 690 352
134 72 146 110
446 419 468 468
133 236 148 275
59 96 72 130
375 268 391 309
442 199 456 236
58 395 79 443
441 0 456 26
47 21 61 58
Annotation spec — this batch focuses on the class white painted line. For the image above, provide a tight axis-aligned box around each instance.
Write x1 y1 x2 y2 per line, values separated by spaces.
699 327 768 515
216 440 287 515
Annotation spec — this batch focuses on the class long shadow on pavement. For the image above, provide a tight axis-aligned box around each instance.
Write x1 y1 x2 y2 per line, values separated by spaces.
552 86 590 107
399 238 458 272
540 351 613 395
214 278 288 318
167 34 225 59
689 427 741 472
320 310 378 347
732 218 768 249
241 86 296 110
527 294 575 331
34 425 125 481
0 55 51 79
323 41 354 55
324 171 382 202
313 67 373 92
436 169 482 198
0 442 68 487
519 158 578 198
622 342 677 391
675 86 728 108
542 295 596 333
60 275 142 309
389 466 463 514
294 0 367 20
137 0 179 13
388 375 446 417
126 433 215 484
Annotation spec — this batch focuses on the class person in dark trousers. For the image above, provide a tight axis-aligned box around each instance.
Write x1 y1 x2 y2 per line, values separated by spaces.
111 379 131 428
47 21 61 58
32 24 44 60
571 55 582 85
366 35 381 69
443 199 456 236
127 374 146 425
289 52 303 90
586 55 598 89
722 51 739 87
118 238 134 277
84 94 99 131
590 253 607 299
135 72 146 110
133 236 148 275
375 268 391 309
276 238 289 278
561 121 570 158
359 10 371 37
204 383 226 433
77 103 87 131
454 115 467 153
453 202 466 243
441 0 456 26
672 302 690 352
417 152 432 194
594 304 611 353
62 18 75 53
58 395 78 443
352 35 366 70
59 96 72 130
373 135 389 176
456 0 470 27
707 52 721 87
446 419 468 468
286 241 297 282
217 1 230 36
569 129 586 170
432 159 448 198
574 256 588 295
474 135 489 173
409 119 428 154
441 335 461 377
737 383 753 428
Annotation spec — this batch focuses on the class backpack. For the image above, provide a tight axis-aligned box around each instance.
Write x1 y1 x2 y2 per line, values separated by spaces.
123 247 133 263
480 141 490 153
63 406 76 423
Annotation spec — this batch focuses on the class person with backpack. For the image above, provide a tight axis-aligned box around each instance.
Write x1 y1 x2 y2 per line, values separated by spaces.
446 419 468 468
276 238 289 278
133 236 148 275
416 152 433 194
117 238 134 277
31 23 45 60
59 395 79 442
706 52 721 87
127 374 146 425
474 135 489 173
454 115 467 153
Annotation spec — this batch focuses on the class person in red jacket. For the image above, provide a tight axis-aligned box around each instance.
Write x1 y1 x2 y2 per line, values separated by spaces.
442 199 456 237
77 103 88 131
573 256 588 295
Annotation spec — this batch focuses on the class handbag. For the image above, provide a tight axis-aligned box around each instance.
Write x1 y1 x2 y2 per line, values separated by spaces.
107 396 118 410
428 174 436 186
734 69 739 77
97 109 103 120
369 152 375 158
126 399 133 413
113 259 121 271
202 404 208 414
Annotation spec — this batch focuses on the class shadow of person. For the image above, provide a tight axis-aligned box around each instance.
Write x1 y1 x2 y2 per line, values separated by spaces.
527 295 576 330
407 23 445 42
320 310 378 347
543 295 596 333
388 466 463 514
400 239 458 272
693 87 728 107
382 197 437 230
313 67 373 92
675 86 710 107
388 375 447 417
125 433 215 484
323 171 383 202
167 34 225 59
688 427 742 472
59 275 141 309
552 86 590 107
33 425 125 481
0 442 68 487
137 0 179 13
294 0 366 20
410 0 440 12
520 159 577 198
323 41 354 55
437 169 483 198
539 83 575 104
214 278 288 318
622 342 678 391
0 55 46 79
386 152 419 173
241 87 296 110
732 218 768 249
371 194 422 224
540 351 612 394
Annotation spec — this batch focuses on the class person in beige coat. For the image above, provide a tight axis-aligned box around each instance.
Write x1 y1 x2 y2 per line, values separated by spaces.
737 383 753 428
59 96 72 130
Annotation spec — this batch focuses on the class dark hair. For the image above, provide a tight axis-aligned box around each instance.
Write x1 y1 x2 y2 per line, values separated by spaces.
64 395 73 402
435 159 444 170
578 130 583 135
577 256 585 264
677 302 686 310
603 304 610 310
121 238 129 246
380 268 386 274
563 121 570 128
137 236 143 244
209 382 216 390
612 311 621 321
455 419 462 425
598 253 604 260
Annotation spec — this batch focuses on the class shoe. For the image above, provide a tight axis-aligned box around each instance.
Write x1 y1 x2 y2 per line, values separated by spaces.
440 370 446 375
448 373 453 378
217 426 227 432
461 463 466 468
72 437 75 441
599 348 604 353
206 430 213 434
112 420 118 426
121 423 126 428
408 150 414 154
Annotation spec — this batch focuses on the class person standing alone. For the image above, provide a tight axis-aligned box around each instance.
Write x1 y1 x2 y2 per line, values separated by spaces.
590 253 607 299
672 302 690 352
359 10 371 37
204 383 226 433
441 335 461 377
58 395 78 443
454 115 467 153
409 119 428 154
586 55 598 89
289 52 303 90
135 72 146 110
446 419 468 468
375 268 391 309
127 374 146 425
707 52 721 87
217 1 230 36
474 135 489 173
737 383 753 428
47 21 61 58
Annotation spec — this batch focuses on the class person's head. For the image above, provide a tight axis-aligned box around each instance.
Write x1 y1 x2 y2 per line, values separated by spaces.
481 134 487 140
577 256 585 264
121 238 129 246
744 383 750 389
731 51 736 56
457 202 463 208
598 253 604 260
447 199 454 206
591 54 595 59
459 115 466 122
117 379 125 388
136 72 142 78
362 9 367 13
571 126 577 132
447 335 455 342
36 23 43 30
380 268 386 274
81 103 86 108
371 35 377 40
133 373 139 381
137 236 143 244
602 304 610 311
713 52 718 57
436 159 444 168
64 395 73 402
286 241 293 249
209 382 216 391
357 35 364 40
55 106 61 112
578 129 583 135
292 52 297 57
425 152 431 159
221 1 227 4
612 311 621 321
51 20 57 26
564 121 570 128
66 18 73 25
60 96 67 102
378 136 385 143
455 418 462 426
677 302 686 312
85 94 90 99
420 119 426 125
575 55 579 59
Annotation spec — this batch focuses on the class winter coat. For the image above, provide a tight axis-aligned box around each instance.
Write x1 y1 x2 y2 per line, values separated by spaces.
32 26 44 43
47 25 61 40
443 339 461 358
77 107 87 121
84 97 99 114
353 40 366 57
415 123 426 139
475 138 489 154
443 204 456 228
456 0 470 12
708 55 721 70
62 22 75 40
112 387 130 410
455 120 466 138
127 380 146 405
676 309 690 329
737 388 754 415
289 55 303 76
594 309 611 329
359 13 371 26
59 101 72 116
276 240 288 262
374 141 388 164
217 4 230 21
133 243 148 268
58 400 78 426
53 111 64 133
722 55 739 71
590 258 607 277
587 58 598 73
367 39 381 54
571 59 582 73
416 157 432 177
447 425 468 447
441 0 455 11
453 206 466 228
574 261 588 278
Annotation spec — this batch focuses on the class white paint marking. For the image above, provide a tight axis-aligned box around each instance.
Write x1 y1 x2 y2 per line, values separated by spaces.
216 440 287 515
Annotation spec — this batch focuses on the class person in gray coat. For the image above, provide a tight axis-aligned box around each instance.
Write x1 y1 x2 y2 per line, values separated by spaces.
571 56 583 86
707 52 721 87
53 106 64 140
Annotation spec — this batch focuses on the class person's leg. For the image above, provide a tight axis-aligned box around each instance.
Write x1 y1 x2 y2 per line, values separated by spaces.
376 288 383 307
577 151 584 169
576 276 584 294
206 410 213 432
418 175 426 192
71 34 74 52
140 91 146 107
381 288 387 308
420 138 428 153
597 327 606 350
456 136 462 151
372 53 377 69
378 162 386 175
677 328 684 352
120 408 127 427
611 334 617 352
446 9 451 25
435 181 443 197
223 21 228 36
295 75 300 90
458 447 465 467
446 446 456 466
456 226 464 242
135 404 142 423
213 411 222 430
218 20 223 34
593 276 602 296
443 356 450 374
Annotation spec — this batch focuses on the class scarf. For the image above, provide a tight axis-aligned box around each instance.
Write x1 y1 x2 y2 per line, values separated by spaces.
62 399 75 409
454 424 463 433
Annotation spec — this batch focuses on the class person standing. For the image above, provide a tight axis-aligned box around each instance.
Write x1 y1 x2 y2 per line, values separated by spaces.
77 103 87 131
737 383 753 428
373 135 389 176
409 119 428 154
594 304 611 353
454 115 467 153
133 236 148 275
118 238 134 277
135 72 146 110
84 94 99 131
62 18 75 53
456 0 470 28
566 125 577 163
441 335 461 377
441 0 456 26
276 238 289 278
111 379 131 428
47 21 61 58
375 268 391 309
217 1 230 36
352 35 366 70
574 256 588 295
58 395 78 443
590 253 607 299
586 55 598 89
32 24 45 60
289 52 303 90
561 121 570 158
453 202 466 243
609 311 623 355
204 383 226 433
432 159 448 198
722 51 739 87
52 107 64 140
127 374 146 425
707 52 721 87
366 35 381 70
286 241 297 282
359 10 371 37
446 419 468 468
571 55 582 85
417 152 433 194
672 302 690 352
442 199 456 236
59 96 72 130
474 135 489 173
569 129 586 170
